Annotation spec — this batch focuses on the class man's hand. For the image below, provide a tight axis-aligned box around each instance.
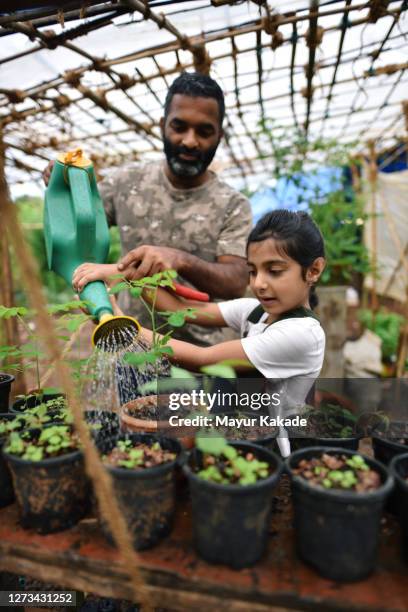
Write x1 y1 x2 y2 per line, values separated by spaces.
117 245 186 280
42 160 55 186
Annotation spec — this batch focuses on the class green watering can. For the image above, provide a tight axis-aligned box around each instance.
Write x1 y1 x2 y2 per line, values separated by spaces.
44 149 140 349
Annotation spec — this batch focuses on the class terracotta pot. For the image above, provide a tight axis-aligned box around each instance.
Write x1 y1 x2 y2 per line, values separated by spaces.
120 395 195 449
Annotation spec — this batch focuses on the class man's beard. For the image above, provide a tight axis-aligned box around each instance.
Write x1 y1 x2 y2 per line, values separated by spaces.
163 137 218 178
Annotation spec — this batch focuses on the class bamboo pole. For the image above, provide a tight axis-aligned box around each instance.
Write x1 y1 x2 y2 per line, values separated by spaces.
367 139 379 312
396 288 408 377
396 100 408 377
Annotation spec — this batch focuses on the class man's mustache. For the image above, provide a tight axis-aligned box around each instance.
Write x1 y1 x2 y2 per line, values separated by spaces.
173 146 202 160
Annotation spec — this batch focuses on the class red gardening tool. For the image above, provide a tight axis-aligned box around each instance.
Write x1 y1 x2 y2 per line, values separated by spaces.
172 283 209 302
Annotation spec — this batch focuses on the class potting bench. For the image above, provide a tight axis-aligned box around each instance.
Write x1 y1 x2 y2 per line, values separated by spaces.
0 477 406 612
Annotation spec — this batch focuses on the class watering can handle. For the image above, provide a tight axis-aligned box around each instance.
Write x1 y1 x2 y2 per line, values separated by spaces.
67 165 95 251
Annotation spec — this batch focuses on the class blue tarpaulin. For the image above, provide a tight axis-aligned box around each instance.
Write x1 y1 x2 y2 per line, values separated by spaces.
249 167 343 223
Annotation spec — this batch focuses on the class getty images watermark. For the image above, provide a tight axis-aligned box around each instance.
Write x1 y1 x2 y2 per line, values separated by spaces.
167 390 308 428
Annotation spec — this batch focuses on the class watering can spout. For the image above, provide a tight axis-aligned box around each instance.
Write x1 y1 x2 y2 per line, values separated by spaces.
44 149 140 348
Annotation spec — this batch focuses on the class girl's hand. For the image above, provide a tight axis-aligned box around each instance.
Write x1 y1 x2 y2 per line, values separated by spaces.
72 263 119 292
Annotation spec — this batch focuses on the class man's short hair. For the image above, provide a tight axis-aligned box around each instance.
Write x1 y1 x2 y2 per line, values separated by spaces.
164 72 225 126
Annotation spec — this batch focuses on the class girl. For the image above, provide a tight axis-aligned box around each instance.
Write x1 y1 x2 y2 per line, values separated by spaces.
73 210 326 454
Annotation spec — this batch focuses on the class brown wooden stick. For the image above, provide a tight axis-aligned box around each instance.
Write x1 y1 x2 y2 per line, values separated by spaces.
368 140 379 312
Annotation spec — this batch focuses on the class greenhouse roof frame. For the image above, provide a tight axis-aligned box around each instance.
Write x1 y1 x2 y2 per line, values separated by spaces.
1 0 407 192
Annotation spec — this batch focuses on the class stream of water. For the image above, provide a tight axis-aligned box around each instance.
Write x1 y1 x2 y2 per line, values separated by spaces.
81 326 169 414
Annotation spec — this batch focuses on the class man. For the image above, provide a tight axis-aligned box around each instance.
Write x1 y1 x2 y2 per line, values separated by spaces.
45 72 252 345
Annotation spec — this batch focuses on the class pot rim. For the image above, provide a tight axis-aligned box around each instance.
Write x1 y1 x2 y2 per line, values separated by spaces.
183 440 283 493
389 451 408 489
0 373 15 384
10 392 65 414
290 433 363 443
120 407 158 432
286 445 394 502
372 431 408 452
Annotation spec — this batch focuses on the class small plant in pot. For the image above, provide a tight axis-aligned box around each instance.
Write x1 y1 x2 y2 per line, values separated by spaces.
3 425 90 533
288 403 361 451
11 389 65 414
183 435 282 568
0 302 90 414
7 396 73 430
286 447 394 581
98 433 182 550
5 392 119 446
0 413 16 507
370 419 408 466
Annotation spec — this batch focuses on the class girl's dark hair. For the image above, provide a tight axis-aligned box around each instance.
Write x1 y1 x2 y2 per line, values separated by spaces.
164 72 225 126
247 209 325 309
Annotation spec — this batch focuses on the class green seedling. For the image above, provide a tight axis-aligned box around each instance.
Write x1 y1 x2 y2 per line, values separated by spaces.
195 434 270 485
346 455 370 471
304 402 358 438
0 398 74 439
118 448 144 469
5 425 78 460
104 438 174 470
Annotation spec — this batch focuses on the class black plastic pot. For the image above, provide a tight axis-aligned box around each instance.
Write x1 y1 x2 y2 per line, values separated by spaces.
0 374 15 412
372 422 408 466
3 428 90 533
0 413 15 507
389 453 408 559
286 446 394 582
183 441 283 568
98 433 182 550
10 392 64 415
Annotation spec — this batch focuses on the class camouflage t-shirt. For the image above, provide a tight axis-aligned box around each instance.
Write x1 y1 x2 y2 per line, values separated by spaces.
99 160 252 345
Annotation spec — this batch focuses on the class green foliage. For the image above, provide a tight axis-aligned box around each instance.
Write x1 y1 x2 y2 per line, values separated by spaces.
309 191 371 284
4 425 77 460
4 397 73 434
358 308 404 360
104 439 174 470
195 435 270 485
305 403 357 438
310 454 370 489
116 440 144 469
200 363 236 379
15 196 72 304
254 125 372 285
346 455 369 471
115 270 192 372
196 434 228 456
0 300 92 391
320 465 360 489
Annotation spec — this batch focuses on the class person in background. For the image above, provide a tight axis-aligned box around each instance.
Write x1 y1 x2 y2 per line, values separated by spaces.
44 72 252 346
